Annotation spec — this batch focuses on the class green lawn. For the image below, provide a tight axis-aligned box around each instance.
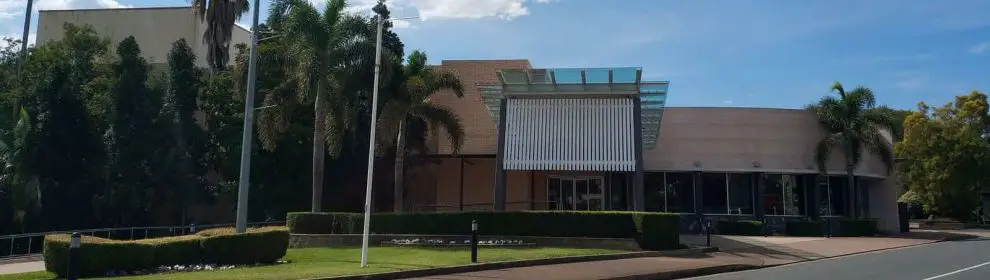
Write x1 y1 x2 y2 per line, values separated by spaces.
0 247 629 280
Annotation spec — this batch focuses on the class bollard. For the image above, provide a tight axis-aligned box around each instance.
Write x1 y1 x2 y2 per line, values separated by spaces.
67 232 81 280
190 223 197 234
470 220 478 263
763 217 769 237
704 219 712 247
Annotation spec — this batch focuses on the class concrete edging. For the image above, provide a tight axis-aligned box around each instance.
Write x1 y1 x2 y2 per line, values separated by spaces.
604 264 761 280
303 247 719 280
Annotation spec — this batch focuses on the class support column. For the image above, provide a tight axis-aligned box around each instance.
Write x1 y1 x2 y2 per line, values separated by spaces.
632 97 645 211
459 157 465 211
753 172 765 221
493 98 508 211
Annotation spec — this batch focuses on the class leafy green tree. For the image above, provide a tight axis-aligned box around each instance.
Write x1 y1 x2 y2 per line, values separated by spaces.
192 0 250 71
376 50 465 212
809 82 895 217
266 0 394 212
153 38 208 225
0 108 40 230
104 36 157 226
20 27 108 230
895 91 990 219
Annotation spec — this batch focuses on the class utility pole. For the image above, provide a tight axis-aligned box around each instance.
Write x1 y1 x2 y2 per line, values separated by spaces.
235 0 263 234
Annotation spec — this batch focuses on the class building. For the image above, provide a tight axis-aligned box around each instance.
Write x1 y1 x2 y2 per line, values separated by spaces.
406 60 900 233
36 7 251 69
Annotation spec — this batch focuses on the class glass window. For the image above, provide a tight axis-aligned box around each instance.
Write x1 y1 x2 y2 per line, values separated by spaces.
728 173 754 215
828 176 848 216
764 174 805 216
548 178 561 211
858 179 870 218
665 172 695 213
644 172 666 212
608 173 627 210
818 176 831 216
701 173 727 214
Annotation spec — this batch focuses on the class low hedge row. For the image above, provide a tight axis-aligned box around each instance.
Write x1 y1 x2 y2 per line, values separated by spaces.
784 220 825 236
716 220 764 236
837 219 878 237
43 226 288 278
288 211 681 250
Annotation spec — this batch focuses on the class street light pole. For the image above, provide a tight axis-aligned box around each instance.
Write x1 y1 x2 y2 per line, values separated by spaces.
235 0 263 234
14 0 34 116
359 14 418 268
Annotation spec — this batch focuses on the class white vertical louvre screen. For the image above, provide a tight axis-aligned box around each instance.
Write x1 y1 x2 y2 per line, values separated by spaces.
503 98 636 171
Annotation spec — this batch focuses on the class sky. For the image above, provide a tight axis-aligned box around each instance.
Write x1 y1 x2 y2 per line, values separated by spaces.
1 0 988 109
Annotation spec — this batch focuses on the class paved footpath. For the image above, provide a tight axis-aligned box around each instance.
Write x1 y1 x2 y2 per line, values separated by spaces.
407 231 982 280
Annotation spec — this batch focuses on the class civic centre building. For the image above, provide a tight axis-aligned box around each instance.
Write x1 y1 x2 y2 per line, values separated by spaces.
33 7 900 233
404 60 900 233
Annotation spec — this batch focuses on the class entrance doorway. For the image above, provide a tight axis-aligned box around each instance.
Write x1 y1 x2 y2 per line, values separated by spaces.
548 176 605 211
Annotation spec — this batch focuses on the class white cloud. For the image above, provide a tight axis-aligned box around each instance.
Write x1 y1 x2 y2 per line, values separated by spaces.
349 0 556 21
969 42 990 55
890 71 930 92
0 33 36 51
96 0 132 9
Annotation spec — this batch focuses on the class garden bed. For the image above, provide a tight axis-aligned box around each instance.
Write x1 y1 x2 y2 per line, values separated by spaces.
380 238 537 247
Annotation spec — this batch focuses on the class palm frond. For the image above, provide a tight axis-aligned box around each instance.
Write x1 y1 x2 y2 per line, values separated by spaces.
861 126 895 172
411 104 464 155
192 0 250 71
815 134 839 173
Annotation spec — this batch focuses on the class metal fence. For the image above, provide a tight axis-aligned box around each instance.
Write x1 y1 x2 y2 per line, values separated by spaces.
0 221 285 260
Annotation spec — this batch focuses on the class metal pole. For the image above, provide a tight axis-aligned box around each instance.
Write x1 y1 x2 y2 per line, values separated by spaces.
359 17 385 268
13 0 32 116
235 0 263 234
471 220 478 263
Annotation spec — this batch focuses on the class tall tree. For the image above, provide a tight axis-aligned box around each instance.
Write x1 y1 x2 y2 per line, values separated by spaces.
192 0 250 71
266 0 393 212
895 91 990 219
19 25 108 230
104 36 157 226
377 50 465 212
809 82 895 218
155 38 207 225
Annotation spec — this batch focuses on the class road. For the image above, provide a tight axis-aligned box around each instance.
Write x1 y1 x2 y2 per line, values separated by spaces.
685 236 990 280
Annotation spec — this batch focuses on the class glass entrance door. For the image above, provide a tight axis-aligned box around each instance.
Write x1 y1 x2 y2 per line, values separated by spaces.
548 176 605 211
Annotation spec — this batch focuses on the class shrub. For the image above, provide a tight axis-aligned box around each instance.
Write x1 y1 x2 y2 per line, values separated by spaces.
287 211 681 250
43 235 154 277
785 220 825 237
42 226 288 277
717 220 764 236
838 219 878 237
201 227 289 265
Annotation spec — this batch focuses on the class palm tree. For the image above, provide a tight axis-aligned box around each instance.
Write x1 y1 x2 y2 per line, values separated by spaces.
265 0 393 212
0 108 40 231
809 82 895 218
377 50 465 212
192 0 251 71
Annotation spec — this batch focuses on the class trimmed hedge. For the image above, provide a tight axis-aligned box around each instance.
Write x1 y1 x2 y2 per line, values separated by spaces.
716 220 764 236
288 211 681 250
43 226 288 277
785 220 825 237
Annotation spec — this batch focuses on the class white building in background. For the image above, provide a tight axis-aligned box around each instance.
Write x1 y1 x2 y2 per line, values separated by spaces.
36 6 252 69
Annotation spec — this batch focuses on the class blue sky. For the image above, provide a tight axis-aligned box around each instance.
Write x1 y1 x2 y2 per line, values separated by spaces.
1 0 988 109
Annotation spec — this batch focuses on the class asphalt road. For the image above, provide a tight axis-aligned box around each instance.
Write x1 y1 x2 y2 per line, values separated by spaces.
685 236 990 280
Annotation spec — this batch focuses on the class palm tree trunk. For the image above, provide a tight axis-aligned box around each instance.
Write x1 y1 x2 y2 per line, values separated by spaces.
846 164 856 218
393 119 406 213
311 85 327 212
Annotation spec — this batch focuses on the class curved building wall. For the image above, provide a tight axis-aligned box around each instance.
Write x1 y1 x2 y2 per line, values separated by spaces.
646 107 891 178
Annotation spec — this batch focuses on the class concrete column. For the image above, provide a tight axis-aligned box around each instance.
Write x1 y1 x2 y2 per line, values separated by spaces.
632 97 645 211
493 98 508 211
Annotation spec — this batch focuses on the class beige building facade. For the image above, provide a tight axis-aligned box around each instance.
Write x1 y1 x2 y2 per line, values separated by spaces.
36 7 251 69
407 59 900 234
